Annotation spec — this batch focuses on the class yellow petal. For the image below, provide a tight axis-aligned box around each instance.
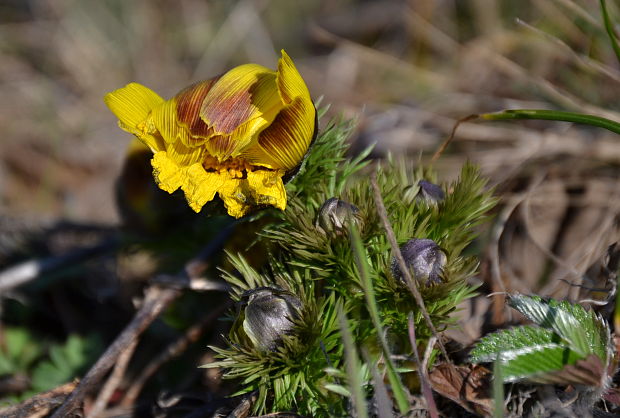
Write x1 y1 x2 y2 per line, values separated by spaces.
104 83 166 152
167 79 219 145
151 151 185 193
200 64 276 133
241 97 316 170
151 94 208 147
152 151 286 217
246 169 286 210
106 52 313 219
165 137 206 167
199 65 284 160
276 50 312 104
214 169 286 218
218 178 249 218
181 164 225 213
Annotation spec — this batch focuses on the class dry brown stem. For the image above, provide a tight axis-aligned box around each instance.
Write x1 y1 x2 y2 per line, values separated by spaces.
0 381 78 418
86 338 138 418
120 301 231 407
370 172 449 361
50 224 235 416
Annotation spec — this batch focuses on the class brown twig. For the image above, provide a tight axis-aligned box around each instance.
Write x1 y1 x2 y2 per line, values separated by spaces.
226 391 258 418
0 380 78 417
120 301 232 407
487 191 527 325
0 236 118 293
369 172 450 362
51 223 235 417
408 313 439 418
430 114 479 163
51 286 181 417
87 338 139 418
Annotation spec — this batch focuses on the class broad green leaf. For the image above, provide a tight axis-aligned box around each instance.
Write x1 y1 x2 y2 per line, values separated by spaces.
31 334 100 393
470 325 560 363
470 326 582 382
472 296 612 385
507 295 609 360
500 345 582 383
4 328 41 372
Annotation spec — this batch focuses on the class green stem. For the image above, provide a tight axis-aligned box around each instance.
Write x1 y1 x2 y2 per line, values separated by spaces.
600 0 620 65
493 356 504 418
350 223 410 415
480 109 620 135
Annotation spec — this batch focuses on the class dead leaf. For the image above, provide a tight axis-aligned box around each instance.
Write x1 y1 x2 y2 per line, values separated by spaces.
429 362 493 415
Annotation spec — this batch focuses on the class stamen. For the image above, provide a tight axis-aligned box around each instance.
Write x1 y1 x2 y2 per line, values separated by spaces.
203 155 254 179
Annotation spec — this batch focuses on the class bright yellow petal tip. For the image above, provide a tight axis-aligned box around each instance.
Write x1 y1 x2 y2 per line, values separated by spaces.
105 83 165 151
276 49 311 104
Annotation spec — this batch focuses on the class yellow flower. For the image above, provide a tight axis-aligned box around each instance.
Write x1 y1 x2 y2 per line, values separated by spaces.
105 50 316 218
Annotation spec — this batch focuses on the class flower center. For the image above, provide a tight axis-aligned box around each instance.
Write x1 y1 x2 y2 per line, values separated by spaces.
203 155 254 179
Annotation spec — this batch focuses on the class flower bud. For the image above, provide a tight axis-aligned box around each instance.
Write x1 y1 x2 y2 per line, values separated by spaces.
242 287 302 352
391 238 446 286
316 198 363 236
416 180 445 205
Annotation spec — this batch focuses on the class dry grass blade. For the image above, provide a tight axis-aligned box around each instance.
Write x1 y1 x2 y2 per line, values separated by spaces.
337 307 368 418
87 339 139 418
464 39 620 121
120 302 231 407
369 172 449 363
554 0 601 27
0 236 118 293
51 225 234 416
431 114 479 162
0 381 79 417
516 18 620 83
51 285 181 417
361 347 393 418
408 312 439 418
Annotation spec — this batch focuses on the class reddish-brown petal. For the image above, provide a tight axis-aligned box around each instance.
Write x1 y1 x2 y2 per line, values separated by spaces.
204 135 239 162
175 78 219 140
200 65 280 135
242 97 316 170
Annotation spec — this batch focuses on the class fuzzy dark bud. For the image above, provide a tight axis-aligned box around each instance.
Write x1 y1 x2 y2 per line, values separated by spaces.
392 238 446 286
242 287 302 352
417 180 445 205
316 198 363 236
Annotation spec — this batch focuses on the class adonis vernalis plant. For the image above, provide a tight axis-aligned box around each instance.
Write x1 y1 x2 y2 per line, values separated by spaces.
106 53 497 415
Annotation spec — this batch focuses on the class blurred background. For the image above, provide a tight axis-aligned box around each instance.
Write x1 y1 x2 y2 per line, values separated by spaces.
2 0 620 414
